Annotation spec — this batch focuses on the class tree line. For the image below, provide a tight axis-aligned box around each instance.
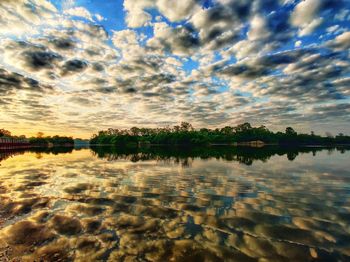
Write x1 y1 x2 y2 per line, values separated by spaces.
90 122 350 146
0 129 74 146
28 135 74 146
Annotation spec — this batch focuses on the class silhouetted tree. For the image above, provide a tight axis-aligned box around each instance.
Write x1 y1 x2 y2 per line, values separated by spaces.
180 122 193 132
285 127 297 135
0 129 11 137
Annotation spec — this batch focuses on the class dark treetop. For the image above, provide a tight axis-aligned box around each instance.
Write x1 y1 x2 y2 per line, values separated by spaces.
90 122 350 146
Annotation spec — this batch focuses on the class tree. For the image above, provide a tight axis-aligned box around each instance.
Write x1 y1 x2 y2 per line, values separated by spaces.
258 125 268 131
37 132 44 138
107 128 119 135
285 127 297 135
221 126 234 135
90 122 350 146
235 122 252 132
172 125 181 132
130 127 140 136
180 122 193 132
0 129 11 137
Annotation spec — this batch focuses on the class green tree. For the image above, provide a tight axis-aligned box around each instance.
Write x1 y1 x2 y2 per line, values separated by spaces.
235 122 252 132
221 126 234 135
90 122 350 147
285 127 297 135
130 127 140 136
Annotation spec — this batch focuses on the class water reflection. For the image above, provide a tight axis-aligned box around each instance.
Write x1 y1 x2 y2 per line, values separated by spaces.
0 147 75 164
0 147 349 261
90 145 349 166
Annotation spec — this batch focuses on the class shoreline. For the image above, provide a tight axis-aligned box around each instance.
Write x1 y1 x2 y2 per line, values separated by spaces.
1 143 350 152
89 143 350 148
0 144 75 150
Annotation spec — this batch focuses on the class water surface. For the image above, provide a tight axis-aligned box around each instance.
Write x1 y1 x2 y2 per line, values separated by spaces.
0 146 349 261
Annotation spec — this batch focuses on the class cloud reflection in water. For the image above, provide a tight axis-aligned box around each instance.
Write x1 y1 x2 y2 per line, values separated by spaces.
0 147 349 261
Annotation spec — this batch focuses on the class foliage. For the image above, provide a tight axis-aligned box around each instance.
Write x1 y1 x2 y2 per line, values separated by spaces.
29 135 74 146
90 122 350 146
0 129 11 137
0 128 74 147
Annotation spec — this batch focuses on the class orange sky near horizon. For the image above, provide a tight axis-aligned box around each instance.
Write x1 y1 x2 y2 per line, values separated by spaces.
6 126 92 139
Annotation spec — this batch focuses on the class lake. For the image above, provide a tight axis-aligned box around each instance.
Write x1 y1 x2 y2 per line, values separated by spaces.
0 146 349 261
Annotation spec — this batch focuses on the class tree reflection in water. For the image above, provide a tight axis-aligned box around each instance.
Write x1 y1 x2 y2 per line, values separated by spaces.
90 145 350 166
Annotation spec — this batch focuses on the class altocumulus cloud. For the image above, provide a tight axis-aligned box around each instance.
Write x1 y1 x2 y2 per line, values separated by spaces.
0 0 349 137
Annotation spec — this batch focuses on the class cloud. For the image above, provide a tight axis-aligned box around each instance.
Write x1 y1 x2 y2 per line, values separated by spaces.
61 59 88 75
0 68 52 94
213 46 349 111
123 0 153 28
50 37 76 50
95 14 104 22
0 0 349 136
326 25 340 34
248 15 271 41
0 0 57 36
112 29 140 51
307 103 350 122
332 78 350 96
23 50 63 71
327 31 350 51
123 0 199 28
190 2 246 49
156 0 199 22
298 17 323 36
65 7 94 21
335 9 350 21
290 0 322 33
147 23 200 56
218 49 311 79
68 97 96 107
290 0 345 36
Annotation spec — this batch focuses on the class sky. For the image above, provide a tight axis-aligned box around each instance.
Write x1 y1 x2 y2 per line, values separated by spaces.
0 0 349 138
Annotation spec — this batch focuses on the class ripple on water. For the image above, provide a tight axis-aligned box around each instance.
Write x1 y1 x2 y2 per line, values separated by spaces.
49 215 82 236
0 148 349 261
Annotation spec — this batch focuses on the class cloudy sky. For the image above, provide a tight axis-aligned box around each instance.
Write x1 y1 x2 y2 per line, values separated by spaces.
0 0 349 138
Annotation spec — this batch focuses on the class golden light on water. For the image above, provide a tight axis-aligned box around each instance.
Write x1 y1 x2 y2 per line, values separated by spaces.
0 148 349 260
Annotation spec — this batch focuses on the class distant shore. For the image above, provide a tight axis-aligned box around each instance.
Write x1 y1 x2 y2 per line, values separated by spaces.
89 142 350 148
3 142 350 151
90 122 350 148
